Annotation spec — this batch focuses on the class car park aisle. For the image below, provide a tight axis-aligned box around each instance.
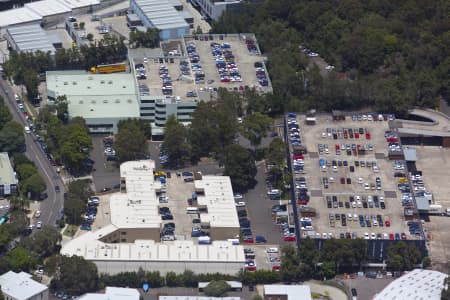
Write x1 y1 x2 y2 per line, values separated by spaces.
245 161 285 245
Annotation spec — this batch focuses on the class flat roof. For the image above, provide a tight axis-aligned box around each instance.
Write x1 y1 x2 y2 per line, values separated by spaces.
111 160 161 228
158 296 241 300
403 147 417 161
0 271 48 299
0 7 41 28
198 281 242 289
79 287 140 300
61 238 245 262
26 0 71 17
195 176 240 228
46 71 141 119
263 285 312 300
373 269 447 300
0 153 17 185
134 0 189 30
7 24 56 53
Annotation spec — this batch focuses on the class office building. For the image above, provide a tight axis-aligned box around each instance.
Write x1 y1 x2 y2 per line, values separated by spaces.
190 0 241 21
0 152 18 197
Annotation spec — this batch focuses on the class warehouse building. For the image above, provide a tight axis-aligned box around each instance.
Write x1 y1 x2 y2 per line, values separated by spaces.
373 269 447 300
46 70 141 134
263 285 312 300
6 24 56 55
0 0 121 33
79 287 139 300
129 0 190 40
60 160 245 275
194 175 240 240
190 0 241 21
0 153 18 197
0 271 49 300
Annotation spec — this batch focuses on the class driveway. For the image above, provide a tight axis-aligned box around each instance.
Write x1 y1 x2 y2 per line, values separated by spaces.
343 277 393 300
90 137 120 192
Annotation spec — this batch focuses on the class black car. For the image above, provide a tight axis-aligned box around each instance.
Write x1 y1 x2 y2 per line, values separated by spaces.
184 178 194 183
55 185 60 193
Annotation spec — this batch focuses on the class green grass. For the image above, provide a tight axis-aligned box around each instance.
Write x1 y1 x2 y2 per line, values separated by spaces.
63 224 78 237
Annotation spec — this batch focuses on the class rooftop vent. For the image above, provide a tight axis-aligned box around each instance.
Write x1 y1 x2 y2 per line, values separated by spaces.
88 76 93 80
103 100 108 103
101 80 105 84
115 99 120 103
91 100 96 104
72 82 77 85
79 100 83 104
63 81 68 85
108 81 113 84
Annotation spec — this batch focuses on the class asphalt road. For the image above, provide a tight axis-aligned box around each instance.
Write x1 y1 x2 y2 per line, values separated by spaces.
0 79 64 227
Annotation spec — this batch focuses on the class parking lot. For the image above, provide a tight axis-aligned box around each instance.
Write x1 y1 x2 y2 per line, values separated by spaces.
414 146 450 268
289 114 412 240
183 34 272 94
90 137 120 193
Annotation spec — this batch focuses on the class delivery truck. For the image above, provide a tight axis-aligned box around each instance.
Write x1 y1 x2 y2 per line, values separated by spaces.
90 63 126 74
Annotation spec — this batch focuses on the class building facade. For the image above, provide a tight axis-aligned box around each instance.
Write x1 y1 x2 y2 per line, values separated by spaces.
190 0 241 21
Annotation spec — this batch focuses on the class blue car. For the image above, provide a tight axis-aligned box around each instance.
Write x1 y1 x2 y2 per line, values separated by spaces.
80 225 91 231
182 171 193 177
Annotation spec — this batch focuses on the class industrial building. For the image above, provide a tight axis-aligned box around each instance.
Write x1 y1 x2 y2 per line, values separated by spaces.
6 24 56 55
190 0 241 21
60 160 245 275
46 70 141 134
373 269 447 300
0 152 18 197
79 287 139 300
263 285 312 300
46 69 197 135
0 271 49 300
129 0 190 40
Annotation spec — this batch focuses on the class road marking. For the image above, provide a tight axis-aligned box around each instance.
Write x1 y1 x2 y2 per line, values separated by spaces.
34 154 51 180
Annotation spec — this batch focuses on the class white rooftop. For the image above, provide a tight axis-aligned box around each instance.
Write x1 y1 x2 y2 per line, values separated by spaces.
111 160 161 228
79 287 140 300
60 160 245 263
263 285 312 300
158 296 241 300
195 176 239 228
134 0 189 30
373 269 448 300
0 271 48 300
46 71 141 120
0 152 17 185
0 0 100 28
61 238 245 262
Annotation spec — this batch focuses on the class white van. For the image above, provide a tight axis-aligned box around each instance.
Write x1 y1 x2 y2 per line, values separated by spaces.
186 207 199 214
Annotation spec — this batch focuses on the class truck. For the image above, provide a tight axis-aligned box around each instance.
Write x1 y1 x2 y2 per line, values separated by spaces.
90 63 126 74
427 204 450 216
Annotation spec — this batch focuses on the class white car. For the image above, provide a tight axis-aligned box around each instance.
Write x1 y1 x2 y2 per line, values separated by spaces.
332 166 338 172
364 233 370 240
35 210 41 218
24 126 31 134
325 65 335 70
36 221 42 229
235 202 245 208
234 193 243 200
370 233 376 239
266 247 279 253
358 177 364 184
308 52 319 57
364 183 370 190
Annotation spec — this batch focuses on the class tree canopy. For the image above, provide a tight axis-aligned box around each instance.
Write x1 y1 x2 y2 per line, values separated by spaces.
223 144 257 192
161 115 191 168
115 119 149 163
212 0 448 112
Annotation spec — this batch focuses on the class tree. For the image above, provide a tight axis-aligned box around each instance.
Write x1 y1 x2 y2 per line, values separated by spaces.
21 226 62 258
59 118 92 173
319 261 336 280
203 280 231 297
6 247 37 272
161 115 191 168
21 173 46 199
129 28 160 48
0 226 10 251
387 242 422 271
240 113 272 149
23 69 40 100
86 33 94 41
64 179 93 225
266 137 286 166
0 121 25 153
223 144 257 192
15 163 37 181
50 255 99 295
0 98 12 128
7 210 29 235
115 119 148 163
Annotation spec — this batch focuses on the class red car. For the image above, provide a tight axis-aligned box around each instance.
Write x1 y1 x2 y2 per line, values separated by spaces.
220 77 230 83
389 233 395 240
297 200 308 205
354 132 360 139
284 235 296 242
246 265 256 271
385 220 391 227
365 133 371 140
243 237 254 244
272 265 280 271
